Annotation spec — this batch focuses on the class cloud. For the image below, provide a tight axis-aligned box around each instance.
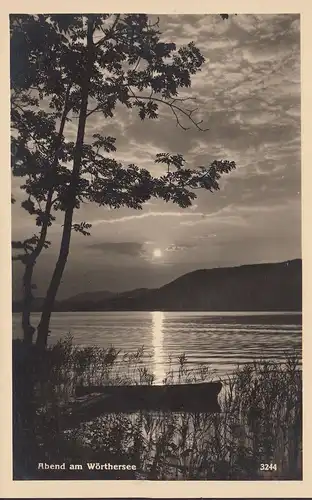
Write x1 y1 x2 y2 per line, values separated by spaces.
89 241 144 257
91 210 206 225
165 243 195 252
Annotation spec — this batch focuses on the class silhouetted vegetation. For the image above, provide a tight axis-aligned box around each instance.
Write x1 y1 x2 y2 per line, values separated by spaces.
11 14 236 347
13 337 302 480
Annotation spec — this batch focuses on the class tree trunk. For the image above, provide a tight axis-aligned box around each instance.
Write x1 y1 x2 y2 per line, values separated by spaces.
22 258 36 345
36 17 95 349
20 85 72 345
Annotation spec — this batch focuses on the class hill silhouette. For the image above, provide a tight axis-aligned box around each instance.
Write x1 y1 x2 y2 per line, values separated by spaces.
97 259 301 312
13 259 301 312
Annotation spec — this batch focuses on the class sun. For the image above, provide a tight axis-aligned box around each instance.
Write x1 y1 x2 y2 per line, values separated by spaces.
153 248 162 258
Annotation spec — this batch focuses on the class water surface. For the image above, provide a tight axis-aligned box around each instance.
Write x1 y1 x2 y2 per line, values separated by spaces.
12 311 302 383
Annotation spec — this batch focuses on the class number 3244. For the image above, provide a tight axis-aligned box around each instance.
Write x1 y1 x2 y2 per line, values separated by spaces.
260 463 277 471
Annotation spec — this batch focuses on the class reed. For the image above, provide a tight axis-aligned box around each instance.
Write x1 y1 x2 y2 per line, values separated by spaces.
13 336 302 480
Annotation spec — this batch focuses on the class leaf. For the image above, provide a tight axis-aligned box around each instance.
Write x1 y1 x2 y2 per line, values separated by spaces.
72 222 92 236
138 105 146 120
21 198 36 215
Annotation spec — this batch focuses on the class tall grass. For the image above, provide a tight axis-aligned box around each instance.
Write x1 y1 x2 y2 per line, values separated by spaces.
13 336 302 480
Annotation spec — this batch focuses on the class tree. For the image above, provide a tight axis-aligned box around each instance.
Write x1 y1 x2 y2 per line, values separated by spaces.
11 15 77 344
11 14 236 348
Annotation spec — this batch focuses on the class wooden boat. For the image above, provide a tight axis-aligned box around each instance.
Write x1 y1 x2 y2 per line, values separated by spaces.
64 382 222 426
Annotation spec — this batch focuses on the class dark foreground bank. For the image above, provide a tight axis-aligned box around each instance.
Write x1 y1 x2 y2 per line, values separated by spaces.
13 338 302 480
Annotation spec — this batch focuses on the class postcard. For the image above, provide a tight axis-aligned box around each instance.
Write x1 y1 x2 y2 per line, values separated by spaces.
1 0 312 498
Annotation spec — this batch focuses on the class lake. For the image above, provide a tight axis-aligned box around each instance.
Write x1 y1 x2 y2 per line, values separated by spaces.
12 311 302 383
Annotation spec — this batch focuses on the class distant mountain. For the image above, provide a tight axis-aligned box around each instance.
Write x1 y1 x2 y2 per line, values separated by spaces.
63 290 114 303
51 288 153 311
12 296 46 312
12 288 151 312
145 259 302 312
12 297 61 313
12 259 302 313
114 288 151 299
98 259 301 312
59 290 115 310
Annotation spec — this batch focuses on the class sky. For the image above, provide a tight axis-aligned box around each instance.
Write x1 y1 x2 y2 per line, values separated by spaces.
12 13 301 299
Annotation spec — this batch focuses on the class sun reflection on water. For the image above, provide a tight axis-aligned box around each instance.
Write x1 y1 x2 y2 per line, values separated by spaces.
151 311 165 384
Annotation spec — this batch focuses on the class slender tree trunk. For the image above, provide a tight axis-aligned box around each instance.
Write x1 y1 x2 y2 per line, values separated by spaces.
21 86 72 345
36 18 95 349
22 258 36 345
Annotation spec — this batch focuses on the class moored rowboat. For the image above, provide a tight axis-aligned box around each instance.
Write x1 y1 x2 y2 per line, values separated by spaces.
65 381 222 425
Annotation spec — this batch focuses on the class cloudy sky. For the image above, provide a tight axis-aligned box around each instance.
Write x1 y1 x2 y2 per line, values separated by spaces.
12 14 301 299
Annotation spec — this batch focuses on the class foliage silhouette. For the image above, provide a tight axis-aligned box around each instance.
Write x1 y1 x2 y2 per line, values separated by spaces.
11 14 236 347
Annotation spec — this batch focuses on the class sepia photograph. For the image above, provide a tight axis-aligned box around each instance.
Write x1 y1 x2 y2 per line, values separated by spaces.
10 12 302 481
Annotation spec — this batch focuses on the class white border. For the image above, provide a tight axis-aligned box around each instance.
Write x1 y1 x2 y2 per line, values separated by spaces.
1 1 311 497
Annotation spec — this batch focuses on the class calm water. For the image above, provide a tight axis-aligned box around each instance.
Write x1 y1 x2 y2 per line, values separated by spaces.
12 311 302 383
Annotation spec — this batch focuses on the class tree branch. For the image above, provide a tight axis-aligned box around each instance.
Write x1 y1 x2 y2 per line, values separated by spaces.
128 91 209 131
95 14 121 47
